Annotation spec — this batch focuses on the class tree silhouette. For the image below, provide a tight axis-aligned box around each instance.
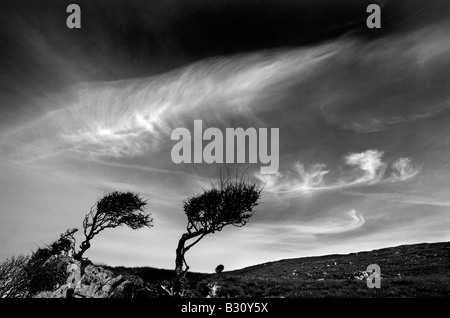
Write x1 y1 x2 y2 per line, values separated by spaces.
215 264 224 273
75 191 153 260
50 228 78 256
174 173 262 294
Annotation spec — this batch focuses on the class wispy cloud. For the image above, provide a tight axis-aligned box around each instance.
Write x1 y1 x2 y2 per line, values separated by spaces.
1 1 450 272
0 44 339 163
288 209 365 235
343 190 450 208
345 149 386 184
390 157 420 182
316 23 450 135
253 209 365 236
91 159 187 176
342 101 450 133
257 150 420 194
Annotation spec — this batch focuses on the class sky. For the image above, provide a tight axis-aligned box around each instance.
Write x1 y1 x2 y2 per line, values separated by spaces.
0 0 449 273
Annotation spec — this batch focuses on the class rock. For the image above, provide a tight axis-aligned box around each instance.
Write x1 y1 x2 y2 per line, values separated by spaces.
66 260 82 288
109 275 150 298
349 271 370 280
34 257 150 298
34 291 53 298
102 275 124 293
82 265 114 284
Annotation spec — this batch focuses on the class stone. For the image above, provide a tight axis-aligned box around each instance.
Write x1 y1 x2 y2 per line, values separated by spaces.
34 257 150 298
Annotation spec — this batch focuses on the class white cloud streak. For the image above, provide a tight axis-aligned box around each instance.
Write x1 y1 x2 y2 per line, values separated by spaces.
343 190 450 208
253 209 365 236
0 44 339 163
289 209 365 234
258 150 420 194
344 100 450 133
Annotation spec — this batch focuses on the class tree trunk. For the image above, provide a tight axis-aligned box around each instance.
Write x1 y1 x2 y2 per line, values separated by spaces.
74 240 90 261
173 235 187 295
173 231 207 295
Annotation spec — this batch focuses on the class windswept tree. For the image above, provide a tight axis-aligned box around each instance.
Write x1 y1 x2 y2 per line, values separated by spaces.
174 173 262 294
75 191 153 260
50 228 78 256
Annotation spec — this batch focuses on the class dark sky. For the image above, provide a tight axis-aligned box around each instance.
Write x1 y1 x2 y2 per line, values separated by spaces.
0 0 449 271
0 0 445 125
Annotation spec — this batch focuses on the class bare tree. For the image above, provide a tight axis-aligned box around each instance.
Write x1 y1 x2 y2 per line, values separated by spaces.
174 173 262 294
75 191 153 260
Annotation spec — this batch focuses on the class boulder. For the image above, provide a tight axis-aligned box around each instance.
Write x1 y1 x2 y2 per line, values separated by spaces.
349 270 370 280
34 257 150 298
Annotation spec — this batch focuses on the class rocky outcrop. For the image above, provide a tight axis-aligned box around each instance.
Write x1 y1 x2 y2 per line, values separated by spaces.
35 256 151 298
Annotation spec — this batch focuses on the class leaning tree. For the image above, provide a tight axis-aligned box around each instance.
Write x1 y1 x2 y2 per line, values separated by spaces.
75 191 153 260
174 173 262 294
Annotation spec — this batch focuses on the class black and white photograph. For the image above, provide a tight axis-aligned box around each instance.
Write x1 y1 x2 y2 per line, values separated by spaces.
0 0 449 304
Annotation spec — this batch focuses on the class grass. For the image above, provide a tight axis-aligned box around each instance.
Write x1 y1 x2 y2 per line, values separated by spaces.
105 241 450 298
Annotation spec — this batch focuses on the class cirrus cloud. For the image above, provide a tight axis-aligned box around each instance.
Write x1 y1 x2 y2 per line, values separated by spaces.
0 43 339 163
257 150 420 194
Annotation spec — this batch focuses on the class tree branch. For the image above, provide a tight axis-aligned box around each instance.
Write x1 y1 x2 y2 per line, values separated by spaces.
184 232 208 252
182 257 190 273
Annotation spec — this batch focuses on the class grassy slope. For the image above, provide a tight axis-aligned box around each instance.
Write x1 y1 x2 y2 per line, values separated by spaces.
108 241 450 297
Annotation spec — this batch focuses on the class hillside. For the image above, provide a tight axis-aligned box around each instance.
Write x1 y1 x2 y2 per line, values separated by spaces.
108 241 450 297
